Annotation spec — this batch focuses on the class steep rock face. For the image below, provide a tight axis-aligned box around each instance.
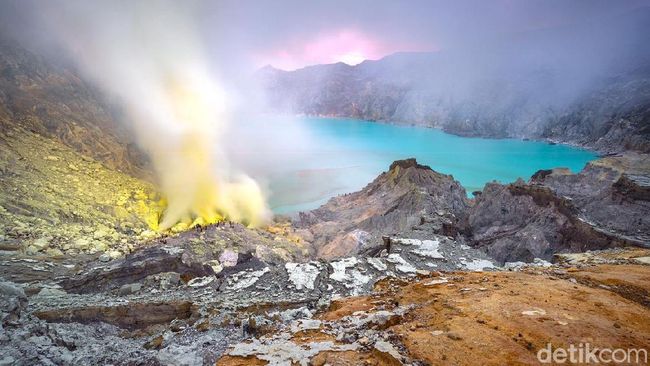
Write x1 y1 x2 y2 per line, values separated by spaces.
296 159 469 259
542 76 650 153
261 60 650 153
531 153 650 244
464 181 626 263
297 157 648 263
465 153 650 263
0 37 147 177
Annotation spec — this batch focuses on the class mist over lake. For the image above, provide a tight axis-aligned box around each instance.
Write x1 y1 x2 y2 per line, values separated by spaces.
228 116 597 214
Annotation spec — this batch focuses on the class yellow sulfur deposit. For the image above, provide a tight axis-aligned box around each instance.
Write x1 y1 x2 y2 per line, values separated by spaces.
0 128 167 255
141 72 271 231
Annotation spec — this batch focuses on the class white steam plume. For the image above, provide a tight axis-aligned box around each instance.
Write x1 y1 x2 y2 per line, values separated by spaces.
42 1 271 229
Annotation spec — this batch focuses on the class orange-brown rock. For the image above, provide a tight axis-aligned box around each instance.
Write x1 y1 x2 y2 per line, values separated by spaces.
218 264 650 365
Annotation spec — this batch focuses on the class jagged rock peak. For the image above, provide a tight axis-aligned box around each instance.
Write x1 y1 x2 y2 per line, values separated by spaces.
388 158 432 172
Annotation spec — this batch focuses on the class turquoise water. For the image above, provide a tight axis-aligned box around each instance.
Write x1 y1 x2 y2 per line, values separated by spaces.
229 116 597 214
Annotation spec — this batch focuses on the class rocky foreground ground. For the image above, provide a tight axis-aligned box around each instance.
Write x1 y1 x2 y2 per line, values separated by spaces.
219 250 650 366
2 239 650 365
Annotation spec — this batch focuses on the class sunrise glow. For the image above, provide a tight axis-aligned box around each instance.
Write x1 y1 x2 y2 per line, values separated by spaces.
337 51 366 66
258 29 429 70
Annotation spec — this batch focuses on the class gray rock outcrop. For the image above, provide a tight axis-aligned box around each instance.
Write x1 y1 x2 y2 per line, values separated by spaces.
296 159 468 259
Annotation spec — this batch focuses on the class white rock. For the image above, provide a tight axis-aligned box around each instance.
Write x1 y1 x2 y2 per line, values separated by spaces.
219 250 239 267
329 257 371 296
532 258 553 267
504 261 527 270
411 239 444 259
227 267 270 290
424 278 448 286
290 319 322 333
228 332 357 366
634 256 650 265
329 257 359 282
386 254 417 274
187 276 215 287
521 308 546 316
286 262 321 290
461 258 497 271
374 340 403 362
392 238 422 246
161 246 183 255
366 257 387 271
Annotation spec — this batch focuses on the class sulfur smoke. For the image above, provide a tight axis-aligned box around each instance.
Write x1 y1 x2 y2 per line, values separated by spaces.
43 1 271 230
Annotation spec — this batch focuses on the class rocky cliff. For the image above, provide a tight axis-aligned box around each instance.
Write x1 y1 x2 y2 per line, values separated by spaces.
295 157 649 264
0 37 148 177
259 10 650 153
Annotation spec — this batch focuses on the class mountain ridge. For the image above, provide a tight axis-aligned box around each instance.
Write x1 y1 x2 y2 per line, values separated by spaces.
258 9 650 153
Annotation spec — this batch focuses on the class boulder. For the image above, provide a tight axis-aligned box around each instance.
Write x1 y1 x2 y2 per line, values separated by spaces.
0 282 27 327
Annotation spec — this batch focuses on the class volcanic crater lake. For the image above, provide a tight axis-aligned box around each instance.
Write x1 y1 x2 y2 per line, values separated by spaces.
231 117 597 214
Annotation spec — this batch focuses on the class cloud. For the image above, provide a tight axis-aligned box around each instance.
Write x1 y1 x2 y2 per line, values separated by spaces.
2 0 649 71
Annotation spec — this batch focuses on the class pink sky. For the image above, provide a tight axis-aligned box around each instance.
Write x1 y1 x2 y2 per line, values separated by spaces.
256 29 434 70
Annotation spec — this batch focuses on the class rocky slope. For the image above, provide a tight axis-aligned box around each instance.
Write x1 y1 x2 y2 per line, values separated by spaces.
542 72 650 152
2 218 650 365
0 126 163 259
259 10 650 153
0 36 147 177
531 153 650 242
464 180 624 263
